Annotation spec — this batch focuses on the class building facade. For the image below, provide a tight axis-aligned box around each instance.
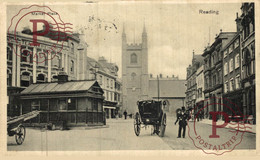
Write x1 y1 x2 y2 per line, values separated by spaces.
186 52 204 114
240 3 255 124
122 25 149 114
88 56 122 118
202 32 236 119
7 30 88 116
222 32 243 118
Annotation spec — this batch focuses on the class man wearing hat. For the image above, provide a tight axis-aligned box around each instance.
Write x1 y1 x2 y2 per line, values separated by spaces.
175 106 189 138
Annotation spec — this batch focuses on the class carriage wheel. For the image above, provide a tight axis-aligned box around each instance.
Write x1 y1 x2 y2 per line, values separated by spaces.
15 125 26 145
134 113 141 136
159 113 166 137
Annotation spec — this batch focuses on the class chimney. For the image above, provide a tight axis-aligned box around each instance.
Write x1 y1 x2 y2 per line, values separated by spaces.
57 71 68 83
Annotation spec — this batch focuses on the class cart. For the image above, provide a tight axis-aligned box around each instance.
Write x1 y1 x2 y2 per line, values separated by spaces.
7 111 40 145
134 100 166 137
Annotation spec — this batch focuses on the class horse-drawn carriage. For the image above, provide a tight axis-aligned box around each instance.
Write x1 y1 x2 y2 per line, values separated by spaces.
134 100 166 137
7 111 39 145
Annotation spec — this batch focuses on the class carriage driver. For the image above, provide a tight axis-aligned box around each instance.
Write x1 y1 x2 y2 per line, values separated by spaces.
175 106 189 138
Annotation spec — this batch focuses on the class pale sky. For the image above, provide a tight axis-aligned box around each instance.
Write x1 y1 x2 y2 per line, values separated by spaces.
7 2 242 79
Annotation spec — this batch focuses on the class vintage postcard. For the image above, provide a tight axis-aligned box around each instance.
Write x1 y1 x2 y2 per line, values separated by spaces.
0 0 259 159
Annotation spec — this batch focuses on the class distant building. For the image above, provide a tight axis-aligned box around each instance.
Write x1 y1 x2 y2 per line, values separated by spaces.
240 3 255 123
87 56 122 118
121 25 149 114
202 31 236 119
149 74 186 116
186 51 204 113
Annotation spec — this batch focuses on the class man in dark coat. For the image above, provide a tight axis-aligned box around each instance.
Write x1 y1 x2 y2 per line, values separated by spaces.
175 106 188 138
123 110 127 120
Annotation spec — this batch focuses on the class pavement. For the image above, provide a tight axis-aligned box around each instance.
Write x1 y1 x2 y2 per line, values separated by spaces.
161 116 256 150
197 119 256 133
7 116 256 151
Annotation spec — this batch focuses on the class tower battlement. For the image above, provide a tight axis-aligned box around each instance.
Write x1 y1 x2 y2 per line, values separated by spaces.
126 43 142 49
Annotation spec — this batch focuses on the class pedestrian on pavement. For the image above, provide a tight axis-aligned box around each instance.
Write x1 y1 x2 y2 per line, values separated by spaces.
123 110 127 120
175 106 188 138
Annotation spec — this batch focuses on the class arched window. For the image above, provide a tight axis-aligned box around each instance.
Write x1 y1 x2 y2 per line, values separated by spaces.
131 53 137 63
52 54 60 68
37 52 46 66
37 74 45 83
21 71 31 87
131 72 136 80
70 60 74 73
21 49 32 63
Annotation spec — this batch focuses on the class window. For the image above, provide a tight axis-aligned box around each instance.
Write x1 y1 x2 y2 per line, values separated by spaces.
31 100 40 111
131 53 137 63
224 62 228 75
213 75 216 86
58 99 67 111
7 69 12 86
7 47 12 61
107 78 109 88
230 78 234 92
70 60 74 73
234 38 239 48
235 54 240 69
229 45 233 53
52 55 60 68
224 81 228 93
110 92 113 101
68 98 76 110
21 72 31 87
52 75 58 82
235 75 240 89
37 74 45 83
131 72 136 80
111 80 113 89
21 49 32 63
229 59 234 73
224 50 228 58
37 52 46 66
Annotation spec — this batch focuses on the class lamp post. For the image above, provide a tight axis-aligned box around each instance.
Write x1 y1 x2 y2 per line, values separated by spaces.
90 63 99 80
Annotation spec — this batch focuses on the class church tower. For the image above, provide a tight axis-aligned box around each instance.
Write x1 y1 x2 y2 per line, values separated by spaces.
122 23 149 114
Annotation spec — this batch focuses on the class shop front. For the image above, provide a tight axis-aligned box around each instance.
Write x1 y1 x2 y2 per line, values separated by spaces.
18 79 105 126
